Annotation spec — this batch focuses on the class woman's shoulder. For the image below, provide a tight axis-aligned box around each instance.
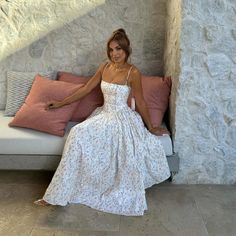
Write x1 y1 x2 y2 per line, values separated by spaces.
99 62 109 69
129 64 141 77
127 64 141 85
97 62 110 73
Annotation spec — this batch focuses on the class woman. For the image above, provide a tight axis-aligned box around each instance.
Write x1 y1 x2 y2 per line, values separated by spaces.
34 29 170 216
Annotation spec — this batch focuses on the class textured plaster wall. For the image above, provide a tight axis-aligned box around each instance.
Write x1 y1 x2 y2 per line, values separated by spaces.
0 0 167 109
0 0 105 61
166 0 236 184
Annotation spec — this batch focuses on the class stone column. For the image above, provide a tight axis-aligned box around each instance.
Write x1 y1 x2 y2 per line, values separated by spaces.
165 0 236 183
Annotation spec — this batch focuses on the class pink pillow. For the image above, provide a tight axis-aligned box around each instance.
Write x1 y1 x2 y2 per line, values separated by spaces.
57 72 104 122
9 74 82 136
128 76 171 127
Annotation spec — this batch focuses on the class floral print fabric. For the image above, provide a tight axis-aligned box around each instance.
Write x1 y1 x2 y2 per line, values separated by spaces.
43 80 170 216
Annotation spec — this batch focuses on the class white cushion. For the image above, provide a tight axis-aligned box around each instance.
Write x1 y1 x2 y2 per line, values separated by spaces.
0 111 173 156
157 133 173 156
0 110 75 155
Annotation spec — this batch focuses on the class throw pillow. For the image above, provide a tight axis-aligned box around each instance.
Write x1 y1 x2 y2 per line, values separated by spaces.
128 76 172 127
4 71 56 116
9 74 82 136
57 72 104 122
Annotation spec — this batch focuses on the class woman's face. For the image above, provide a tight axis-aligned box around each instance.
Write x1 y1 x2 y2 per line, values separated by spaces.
109 41 126 64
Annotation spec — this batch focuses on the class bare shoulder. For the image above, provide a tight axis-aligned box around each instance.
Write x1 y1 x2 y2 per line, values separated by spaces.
98 62 109 72
129 65 141 82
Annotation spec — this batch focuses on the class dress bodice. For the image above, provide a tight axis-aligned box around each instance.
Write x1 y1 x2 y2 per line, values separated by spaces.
101 80 130 111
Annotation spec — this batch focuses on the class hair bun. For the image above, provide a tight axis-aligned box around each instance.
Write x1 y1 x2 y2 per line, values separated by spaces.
113 28 126 35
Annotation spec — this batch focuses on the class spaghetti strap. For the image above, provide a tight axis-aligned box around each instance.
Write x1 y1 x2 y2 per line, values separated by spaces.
102 62 109 77
125 66 133 85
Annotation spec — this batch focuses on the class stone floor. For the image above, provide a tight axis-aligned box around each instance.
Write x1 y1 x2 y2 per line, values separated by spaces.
0 171 235 236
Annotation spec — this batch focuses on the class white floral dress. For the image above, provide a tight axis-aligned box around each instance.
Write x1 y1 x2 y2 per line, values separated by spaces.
43 69 170 216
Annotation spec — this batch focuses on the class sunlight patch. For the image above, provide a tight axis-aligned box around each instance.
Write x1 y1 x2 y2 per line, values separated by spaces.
0 0 105 61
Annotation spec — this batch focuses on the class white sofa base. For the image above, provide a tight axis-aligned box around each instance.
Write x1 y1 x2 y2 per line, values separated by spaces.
0 153 179 176
0 110 179 178
0 154 60 170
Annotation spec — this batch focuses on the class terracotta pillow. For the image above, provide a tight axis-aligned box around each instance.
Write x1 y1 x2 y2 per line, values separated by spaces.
57 72 104 122
9 74 82 136
128 76 171 127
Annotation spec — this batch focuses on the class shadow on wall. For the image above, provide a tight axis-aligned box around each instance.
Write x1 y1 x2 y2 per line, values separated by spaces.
0 0 167 75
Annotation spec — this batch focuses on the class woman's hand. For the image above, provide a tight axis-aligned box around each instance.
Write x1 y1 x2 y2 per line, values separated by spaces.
149 126 170 136
45 101 63 110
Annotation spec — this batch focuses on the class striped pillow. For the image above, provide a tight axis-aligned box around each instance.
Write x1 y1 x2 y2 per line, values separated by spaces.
4 71 56 116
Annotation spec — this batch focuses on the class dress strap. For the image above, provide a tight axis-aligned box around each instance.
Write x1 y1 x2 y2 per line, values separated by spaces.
125 66 133 85
102 62 109 77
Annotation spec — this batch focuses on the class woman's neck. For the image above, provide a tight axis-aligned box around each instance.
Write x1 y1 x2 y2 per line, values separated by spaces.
112 62 128 70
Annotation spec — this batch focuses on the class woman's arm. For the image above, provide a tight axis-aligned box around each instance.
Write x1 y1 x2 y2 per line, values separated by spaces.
130 68 169 136
47 63 106 109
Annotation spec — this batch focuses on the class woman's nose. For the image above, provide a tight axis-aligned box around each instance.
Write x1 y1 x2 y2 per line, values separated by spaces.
112 50 118 55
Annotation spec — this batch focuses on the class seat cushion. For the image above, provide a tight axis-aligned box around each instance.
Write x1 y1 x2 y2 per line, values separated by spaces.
0 111 173 156
0 110 76 155
157 134 173 156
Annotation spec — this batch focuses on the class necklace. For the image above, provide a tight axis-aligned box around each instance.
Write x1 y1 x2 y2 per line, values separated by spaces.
113 63 127 71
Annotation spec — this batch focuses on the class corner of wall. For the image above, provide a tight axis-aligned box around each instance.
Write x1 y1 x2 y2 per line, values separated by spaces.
163 0 182 143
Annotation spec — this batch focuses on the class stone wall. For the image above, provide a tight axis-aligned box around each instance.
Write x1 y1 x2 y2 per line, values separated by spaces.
0 0 167 109
166 0 236 184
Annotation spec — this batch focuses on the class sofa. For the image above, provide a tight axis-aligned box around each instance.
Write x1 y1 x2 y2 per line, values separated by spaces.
0 71 179 180
0 110 178 175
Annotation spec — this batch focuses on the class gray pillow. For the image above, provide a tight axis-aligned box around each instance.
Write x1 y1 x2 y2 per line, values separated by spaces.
4 71 56 116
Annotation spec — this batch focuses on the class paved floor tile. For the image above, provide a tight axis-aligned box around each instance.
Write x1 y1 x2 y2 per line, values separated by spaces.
36 204 120 232
120 185 209 236
191 185 236 236
0 171 235 236
30 228 119 236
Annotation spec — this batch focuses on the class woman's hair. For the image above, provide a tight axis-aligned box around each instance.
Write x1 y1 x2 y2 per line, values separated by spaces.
106 28 132 62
